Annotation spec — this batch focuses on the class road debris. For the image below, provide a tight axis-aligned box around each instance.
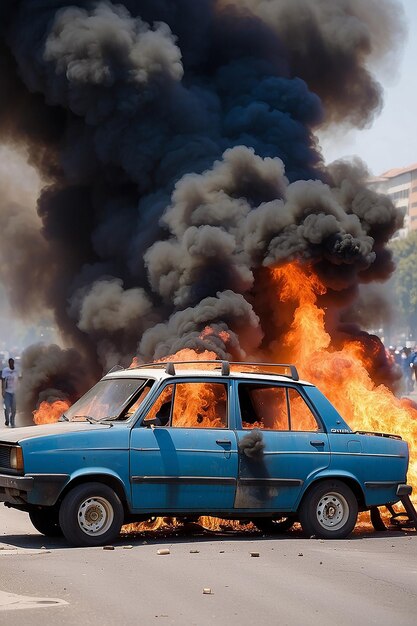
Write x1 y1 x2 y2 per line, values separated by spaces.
103 546 115 551
190 549 199 553
157 548 170 555
250 552 260 557
203 588 213 595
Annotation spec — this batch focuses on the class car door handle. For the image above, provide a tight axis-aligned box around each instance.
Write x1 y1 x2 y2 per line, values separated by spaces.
310 440 325 446
216 439 232 446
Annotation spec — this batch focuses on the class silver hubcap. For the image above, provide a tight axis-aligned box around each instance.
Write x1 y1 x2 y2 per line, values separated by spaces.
77 496 114 536
316 491 349 531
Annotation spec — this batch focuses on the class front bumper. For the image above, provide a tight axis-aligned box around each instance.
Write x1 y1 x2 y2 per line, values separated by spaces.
0 473 69 506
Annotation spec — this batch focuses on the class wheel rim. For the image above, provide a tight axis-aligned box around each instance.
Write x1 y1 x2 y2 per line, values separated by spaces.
77 496 114 536
316 491 349 531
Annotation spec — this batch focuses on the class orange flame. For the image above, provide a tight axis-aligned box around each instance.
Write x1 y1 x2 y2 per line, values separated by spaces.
33 399 71 425
271 262 417 494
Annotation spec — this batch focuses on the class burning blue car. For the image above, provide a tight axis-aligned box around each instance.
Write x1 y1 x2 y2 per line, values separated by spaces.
0 361 415 546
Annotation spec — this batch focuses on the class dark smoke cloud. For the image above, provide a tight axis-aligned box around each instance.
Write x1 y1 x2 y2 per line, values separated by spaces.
232 0 405 128
18 343 92 422
139 290 262 361
0 0 406 412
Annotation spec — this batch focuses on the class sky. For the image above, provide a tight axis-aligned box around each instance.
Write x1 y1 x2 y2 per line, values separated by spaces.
320 0 417 176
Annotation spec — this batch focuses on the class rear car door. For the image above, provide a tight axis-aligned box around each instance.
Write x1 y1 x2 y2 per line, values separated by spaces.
129 378 238 512
233 380 330 511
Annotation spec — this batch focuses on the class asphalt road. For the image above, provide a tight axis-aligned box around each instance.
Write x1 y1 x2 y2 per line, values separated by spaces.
0 506 416 625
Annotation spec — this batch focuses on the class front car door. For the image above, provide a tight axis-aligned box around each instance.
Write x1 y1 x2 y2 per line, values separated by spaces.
233 380 330 512
129 378 238 513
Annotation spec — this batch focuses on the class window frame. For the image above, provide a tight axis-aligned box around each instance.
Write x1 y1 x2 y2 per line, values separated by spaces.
139 377 230 430
235 380 324 433
65 376 151 423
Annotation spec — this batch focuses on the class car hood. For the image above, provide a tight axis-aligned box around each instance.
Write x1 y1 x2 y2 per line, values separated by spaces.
0 421 112 444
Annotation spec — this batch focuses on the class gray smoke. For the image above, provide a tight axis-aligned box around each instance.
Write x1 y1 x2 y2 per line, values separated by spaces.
0 0 407 412
18 343 91 420
238 429 265 460
139 290 262 361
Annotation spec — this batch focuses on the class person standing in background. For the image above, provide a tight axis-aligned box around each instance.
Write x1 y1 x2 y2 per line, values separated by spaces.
410 347 417 392
2 358 18 427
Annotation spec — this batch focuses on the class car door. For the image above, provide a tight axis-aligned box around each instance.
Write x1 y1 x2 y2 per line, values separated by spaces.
233 380 330 511
129 378 238 512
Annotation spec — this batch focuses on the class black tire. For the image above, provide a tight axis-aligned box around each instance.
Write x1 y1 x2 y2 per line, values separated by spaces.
252 516 295 533
299 480 358 539
59 482 124 547
29 508 63 537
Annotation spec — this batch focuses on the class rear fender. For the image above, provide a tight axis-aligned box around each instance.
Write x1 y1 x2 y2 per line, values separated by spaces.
295 470 366 510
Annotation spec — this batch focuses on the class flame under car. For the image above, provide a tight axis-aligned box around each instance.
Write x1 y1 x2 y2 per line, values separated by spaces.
0 361 415 546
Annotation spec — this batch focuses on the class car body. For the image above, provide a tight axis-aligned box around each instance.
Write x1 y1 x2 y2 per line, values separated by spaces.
0 361 413 545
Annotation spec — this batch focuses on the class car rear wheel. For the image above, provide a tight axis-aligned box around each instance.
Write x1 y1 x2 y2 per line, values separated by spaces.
299 480 358 539
29 508 63 537
59 482 124 547
252 516 295 533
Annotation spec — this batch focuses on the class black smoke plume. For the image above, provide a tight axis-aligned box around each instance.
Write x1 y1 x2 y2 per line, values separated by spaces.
0 0 406 415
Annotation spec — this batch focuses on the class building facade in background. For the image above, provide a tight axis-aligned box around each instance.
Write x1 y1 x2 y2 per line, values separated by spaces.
368 163 417 237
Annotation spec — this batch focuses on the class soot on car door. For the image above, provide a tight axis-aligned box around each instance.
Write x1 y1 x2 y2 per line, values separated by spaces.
233 381 330 512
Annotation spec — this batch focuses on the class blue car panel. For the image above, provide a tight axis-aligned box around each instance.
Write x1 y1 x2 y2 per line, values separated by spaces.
130 426 238 511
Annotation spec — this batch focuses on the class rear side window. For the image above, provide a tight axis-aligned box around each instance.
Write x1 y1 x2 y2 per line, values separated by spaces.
238 383 319 432
287 388 319 431
239 385 289 429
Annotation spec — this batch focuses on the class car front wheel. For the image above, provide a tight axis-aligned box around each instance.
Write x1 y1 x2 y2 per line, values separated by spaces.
299 480 358 539
59 482 124 547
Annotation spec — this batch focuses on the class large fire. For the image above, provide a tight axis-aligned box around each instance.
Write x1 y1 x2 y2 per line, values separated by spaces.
271 263 417 493
32 261 417 530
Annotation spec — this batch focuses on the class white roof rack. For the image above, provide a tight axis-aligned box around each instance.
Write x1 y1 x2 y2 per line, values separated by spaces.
134 360 299 381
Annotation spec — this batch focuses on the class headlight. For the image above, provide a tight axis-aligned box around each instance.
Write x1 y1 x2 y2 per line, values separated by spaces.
10 446 24 471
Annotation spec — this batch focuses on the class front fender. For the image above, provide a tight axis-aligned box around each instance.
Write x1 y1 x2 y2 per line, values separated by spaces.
60 467 129 504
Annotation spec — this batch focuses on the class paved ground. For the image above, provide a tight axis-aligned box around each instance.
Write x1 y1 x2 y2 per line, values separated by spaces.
1 394 417 624
0 505 416 625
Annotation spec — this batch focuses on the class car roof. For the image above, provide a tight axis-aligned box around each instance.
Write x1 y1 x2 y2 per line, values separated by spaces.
103 362 313 386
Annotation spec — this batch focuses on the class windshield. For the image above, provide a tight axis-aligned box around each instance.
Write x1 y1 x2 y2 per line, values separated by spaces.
64 378 150 422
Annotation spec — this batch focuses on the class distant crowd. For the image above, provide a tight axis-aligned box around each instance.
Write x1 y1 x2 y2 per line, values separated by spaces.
388 346 417 394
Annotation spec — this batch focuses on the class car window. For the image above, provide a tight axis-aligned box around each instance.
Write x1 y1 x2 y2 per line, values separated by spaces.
143 384 174 426
238 383 319 432
287 388 319 431
172 382 227 429
239 384 289 430
142 382 228 429
122 383 154 419
65 378 149 422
